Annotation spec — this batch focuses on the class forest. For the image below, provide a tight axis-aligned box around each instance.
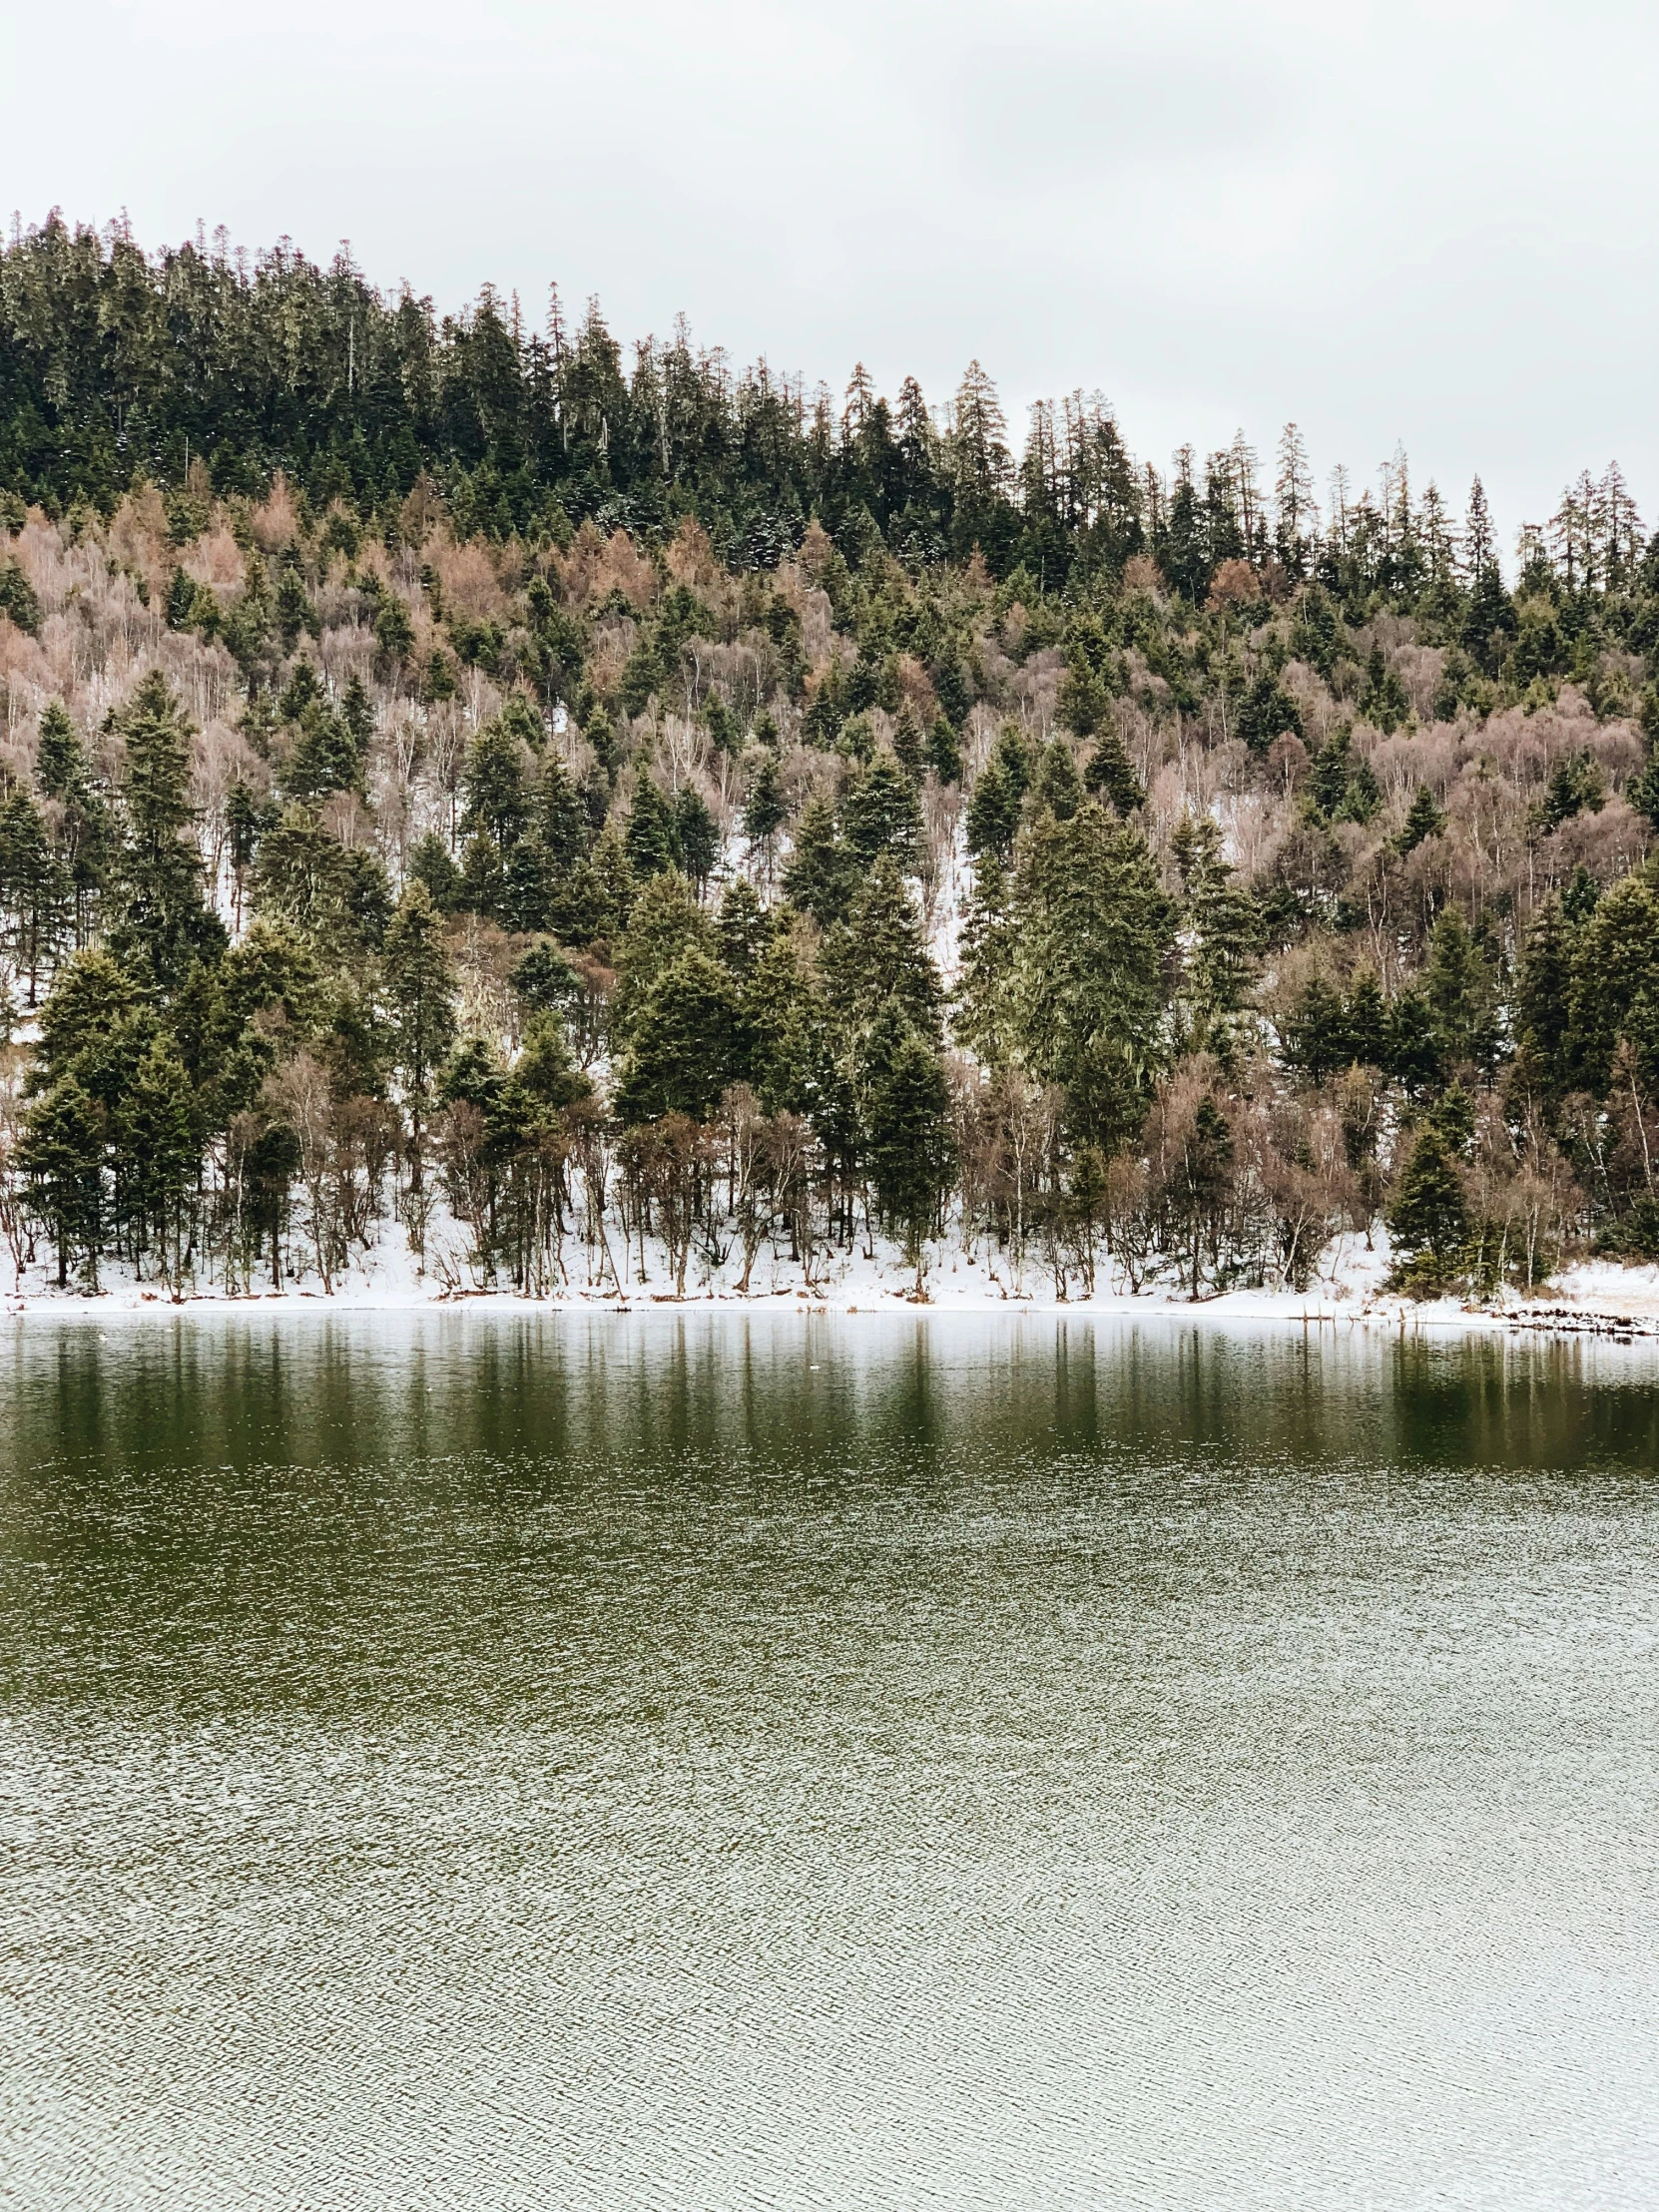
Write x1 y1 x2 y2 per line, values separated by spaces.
2 210 1659 1306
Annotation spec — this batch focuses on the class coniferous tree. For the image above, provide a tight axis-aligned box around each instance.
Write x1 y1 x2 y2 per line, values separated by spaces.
1008 802 1171 1153
534 756 589 877
1082 730 1144 816
955 855 1017 1070
965 724 1030 863
673 786 719 892
38 697 116 938
1387 1125 1468 1285
1171 815 1261 1059
927 715 963 787
1030 740 1083 822
382 881 457 1192
18 1077 106 1287
782 793 858 926
1396 784 1445 854
1567 872 1659 1095
613 949 744 1124
842 752 922 868
1283 975 1353 1084
743 750 787 863
109 671 225 985
407 830 462 913
1512 896 1574 1104
283 702 364 801
746 927 827 1120
860 1008 954 1292
30 947 142 1092
625 778 679 881
117 1040 199 1289
0 788 69 1003
716 878 769 984
823 855 942 1046
462 718 531 856
1422 909 1500 1077
1347 968 1387 1069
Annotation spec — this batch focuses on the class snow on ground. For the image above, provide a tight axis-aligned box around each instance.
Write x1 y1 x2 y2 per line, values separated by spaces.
6 1213 1659 1341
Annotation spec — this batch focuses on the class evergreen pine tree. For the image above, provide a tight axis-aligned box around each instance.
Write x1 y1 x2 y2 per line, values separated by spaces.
535 756 589 877
1172 816 1261 1058
1560 863 1600 927
927 714 963 787
510 940 580 1018
625 778 679 881
860 1009 954 1292
1359 645 1410 734
31 947 142 1093
0 788 69 1003
1566 872 1659 1095
1385 988 1445 1099
283 703 363 801
1082 729 1144 815
1461 480 1515 672
1283 975 1353 1083
954 855 1017 1069
613 872 716 1039
1008 803 1172 1152
613 949 744 1124
1346 967 1387 1069
1538 751 1605 832
965 725 1031 863
18 1077 106 1288
110 670 224 984
1386 1124 1468 1286
742 750 787 865
407 830 462 913
746 928 827 1119
35 701 84 801
716 878 769 983
1511 897 1573 1101
842 753 921 867
822 855 942 1045
1396 784 1445 853
118 1039 199 1289
341 673 374 763
892 701 926 778
1030 740 1083 822
1423 909 1500 1076
673 786 719 891
782 793 858 925
381 881 457 1192
462 719 531 856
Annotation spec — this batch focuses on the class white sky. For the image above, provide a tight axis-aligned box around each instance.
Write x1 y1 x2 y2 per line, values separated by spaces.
9 0 1657 554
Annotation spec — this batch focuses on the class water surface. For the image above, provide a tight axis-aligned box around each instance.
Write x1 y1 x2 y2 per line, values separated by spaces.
2 1314 1657 2208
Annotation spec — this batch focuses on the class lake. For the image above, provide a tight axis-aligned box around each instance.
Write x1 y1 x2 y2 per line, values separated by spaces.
2 1313 1657 2209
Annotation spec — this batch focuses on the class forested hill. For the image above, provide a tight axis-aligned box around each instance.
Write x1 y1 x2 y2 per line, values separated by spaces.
1 211 1658 1305
1 213 1106 570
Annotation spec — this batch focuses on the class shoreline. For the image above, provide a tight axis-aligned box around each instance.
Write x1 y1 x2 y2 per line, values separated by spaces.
7 1270 1659 1343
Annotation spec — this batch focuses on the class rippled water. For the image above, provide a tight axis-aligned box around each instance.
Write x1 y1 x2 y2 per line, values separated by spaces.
2 1314 1658 2209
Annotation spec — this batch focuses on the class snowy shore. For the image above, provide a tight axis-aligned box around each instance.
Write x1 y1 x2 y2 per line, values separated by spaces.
7 1224 1659 1342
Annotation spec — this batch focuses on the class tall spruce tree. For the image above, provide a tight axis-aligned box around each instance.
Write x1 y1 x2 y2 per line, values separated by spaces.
381 881 457 1192
18 1077 106 1288
1008 803 1172 1153
109 671 225 985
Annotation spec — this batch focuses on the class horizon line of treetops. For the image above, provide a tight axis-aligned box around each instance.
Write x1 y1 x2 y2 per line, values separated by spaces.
0 212 1641 602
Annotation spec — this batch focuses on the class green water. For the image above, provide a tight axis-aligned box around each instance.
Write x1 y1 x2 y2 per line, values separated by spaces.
2 1314 1657 2209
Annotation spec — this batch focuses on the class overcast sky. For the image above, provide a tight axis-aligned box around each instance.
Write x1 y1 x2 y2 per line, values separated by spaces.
9 0 1656 552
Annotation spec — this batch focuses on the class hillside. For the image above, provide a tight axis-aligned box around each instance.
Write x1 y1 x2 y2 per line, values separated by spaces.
2 214 1659 1310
